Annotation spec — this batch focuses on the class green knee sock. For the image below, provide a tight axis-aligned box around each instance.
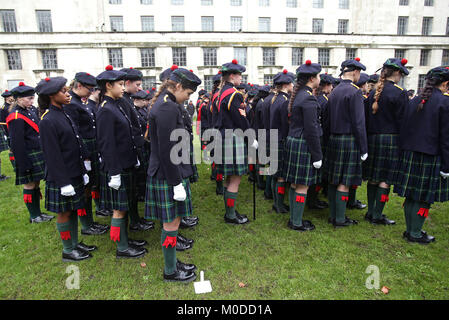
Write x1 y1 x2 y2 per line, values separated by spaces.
289 187 295 223
335 191 349 223
223 186 227 208
23 189 39 219
292 192 307 227
33 188 42 216
327 184 337 220
111 217 128 251
404 198 412 233
265 176 273 197
348 187 357 206
70 211 79 248
271 178 276 201
366 184 378 218
84 194 95 226
225 191 237 219
216 179 223 193
275 181 286 208
161 229 178 275
410 200 429 238
307 186 318 207
373 187 390 219
57 221 73 253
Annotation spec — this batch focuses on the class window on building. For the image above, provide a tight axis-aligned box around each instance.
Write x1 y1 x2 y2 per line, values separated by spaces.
346 48 357 60
5 49 22 70
338 19 349 34
399 0 409 5
36 10 53 32
313 19 324 33
41 49 58 69
447 18 449 36
110 16 123 32
420 49 431 66
201 0 213 5
395 49 406 59
203 48 217 66
263 75 274 86
142 76 156 90
109 0 122 4
230 0 242 5
422 17 433 36
286 18 297 32
259 0 270 6
141 48 155 67
171 0 184 5
259 17 271 32
313 0 324 8
397 16 408 35
141 16 154 31
171 16 185 31
339 0 349 9
318 48 330 66
201 16 214 31
286 0 297 8
241 75 248 84
140 0 153 4
418 74 426 92
424 0 433 6
263 48 276 65
442 49 449 65
0 10 17 32
292 48 303 65
203 75 214 92
234 47 247 65
231 16 243 31
172 47 187 66
108 48 123 68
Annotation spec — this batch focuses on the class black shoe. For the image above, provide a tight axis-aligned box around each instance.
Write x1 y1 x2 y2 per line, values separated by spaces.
179 217 198 229
30 215 53 224
96 209 113 217
307 202 328 210
272 204 289 214
403 231 409 238
287 219 315 232
333 217 358 228
364 213 373 222
81 225 108 235
140 218 155 227
116 245 146 259
62 248 92 262
371 215 396 225
93 222 110 231
176 239 192 251
224 211 249 225
177 233 194 245
407 231 435 245
40 213 55 221
328 217 335 224
317 200 329 208
129 221 153 232
128 239 148 247
176 259 197 272
164 269 196 283
216 186 224 195
184 216 199 223
75 241 98 252
263 192 273 200
0 174 10 181
257 183 266 190
347 200 367 210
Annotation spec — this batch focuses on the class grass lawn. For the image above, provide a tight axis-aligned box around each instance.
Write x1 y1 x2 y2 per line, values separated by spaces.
1 144 449 300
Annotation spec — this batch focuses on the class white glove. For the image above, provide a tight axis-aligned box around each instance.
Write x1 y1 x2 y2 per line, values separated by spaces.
361 153 368 161
108 174 121 190
61 185 76 197
173 183 187 202
84 160 92 172
135 158 140 168
440 171 449 179
251 139 259 150
83 174 90 186
313 160 322 169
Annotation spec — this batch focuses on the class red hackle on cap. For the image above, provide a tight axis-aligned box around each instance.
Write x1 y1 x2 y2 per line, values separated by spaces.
218 71 222 74
152 87 156 90
283 69 288 74
86 73 90 76
401 59 408 66
130 67 133 69
45 77 50 82
355 57 361 62
421 99 426 104
5 90 8 92
146 90 150 93
305 60 312 65
19 82 25 86
232 59 238 64
171 64 178 71
190 69 193 72
105 65 113 71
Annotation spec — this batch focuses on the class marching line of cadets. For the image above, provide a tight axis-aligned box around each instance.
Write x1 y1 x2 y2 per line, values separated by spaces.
0 57 449 283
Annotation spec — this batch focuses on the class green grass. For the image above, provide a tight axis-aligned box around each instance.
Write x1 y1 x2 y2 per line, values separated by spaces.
1 147 449 300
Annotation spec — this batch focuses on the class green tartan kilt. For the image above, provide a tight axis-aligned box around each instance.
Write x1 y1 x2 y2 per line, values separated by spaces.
324 134 362 187
283 135 320 186
100 168 136 211
362 134 401 185
136 145 150 199
0 127 8 152
144 177 192 223
393 150 443 204
45 176 86 213
98 170 112 210
15 149 45 185
82 138 100 189
220 134 248 177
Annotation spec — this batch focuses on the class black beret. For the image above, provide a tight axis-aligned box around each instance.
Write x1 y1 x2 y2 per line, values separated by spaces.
96 65 127 82
356 73 370 87
203 92 211 99
159 65 179 82
120 67 143 81
131 90 148 99
146 87 156 99
340 58 367 74
169 68 202 92
75 72 97 87
213 73 222 83
221 59 246 74
368 74 379 83
320 73 334 85
198 89 207 96
248 87 259 97
383 58 410 76
1 90 13 98
273 69 295 85
35 77 67 96
11 82 35 98
296 60 322 76
426 66 449 82
257 85 271 94
333 77 341 86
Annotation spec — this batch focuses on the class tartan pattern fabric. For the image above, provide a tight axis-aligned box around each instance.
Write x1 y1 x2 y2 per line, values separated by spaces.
82 138 100 189
436 177 449 203
98 170 111 210
136 145 150 199
363 134 401 185
221 134 248 177
15 149 45 185
324 134 363 187
0 127 8 152
393 150 442 204
283 136 320 186
45 176 86 213
144 177 192 223
100 168 136 211
269 139 286 178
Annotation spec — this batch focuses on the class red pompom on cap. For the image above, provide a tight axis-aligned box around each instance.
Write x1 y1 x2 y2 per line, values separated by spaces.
232 59 238 64
283 69 288 74
446 67 449 70
86 73 91 76
130 67 133 69
146 90 150 94
421 99 426 104
5 90 8 92
218 71 222 74
190 69 193 72
152 87 156 90
401 59 408 66
105 65 113 71
355 57 361 62
45 77 50 82
171 64 178 71
305 60 312 66
19 82 25 86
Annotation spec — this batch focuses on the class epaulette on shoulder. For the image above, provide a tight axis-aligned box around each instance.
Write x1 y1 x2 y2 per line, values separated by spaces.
283 95 288 101
323 95 329 101
306 90 313 96
394 84 404 91
351 83 360 90
101 101 107 108
444 93 449 97
40 109 49 120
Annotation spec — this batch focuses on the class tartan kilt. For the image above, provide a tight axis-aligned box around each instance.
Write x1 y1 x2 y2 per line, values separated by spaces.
98 169 111 210
324 134 363 187
137 145 150 199
283 135 320 186
83 138 100 189
393 150 441 204
221 134 248 177
15 149 45 185
100 168 136 211
45 176 86 213
144 177 192 223
0 128 8 152
362 134 401 185
268 139 286 178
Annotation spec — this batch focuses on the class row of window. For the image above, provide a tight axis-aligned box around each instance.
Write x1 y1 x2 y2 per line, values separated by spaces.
397 16 443 36
4 47 448 73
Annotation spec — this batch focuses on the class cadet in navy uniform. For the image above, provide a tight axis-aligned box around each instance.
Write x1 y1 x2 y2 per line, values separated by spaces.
323 58 368 227
267 70 295 214
37 77 96 261
364 58 410 226
394 67 449 244
260 86 276 200
64 72 108 235
367 74 379 94
0 90 13 181
283 61 323 231
96 66 148 259
145 68 200 282
198 92 210 149
217 60 255 225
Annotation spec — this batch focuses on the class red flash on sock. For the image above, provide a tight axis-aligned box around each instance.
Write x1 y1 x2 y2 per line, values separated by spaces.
296 196 305 203
9 156 15 161
212 162 216 169
315 186 322 193
162 236 177 248
227 198 235 207
91 191 100 199
249 164 254 172
417 208 429 218
380 194 389 203
216 174 223 182
110 226 120 242
202 145 206 150
341 196 349 202
23 194 32 203
60 231 71 240
77 209 87 216
277 187 285 195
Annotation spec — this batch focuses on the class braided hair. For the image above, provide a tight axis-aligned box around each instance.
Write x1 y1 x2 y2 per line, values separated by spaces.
288 75 310 116
417 78 439 111
372 67 395 114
